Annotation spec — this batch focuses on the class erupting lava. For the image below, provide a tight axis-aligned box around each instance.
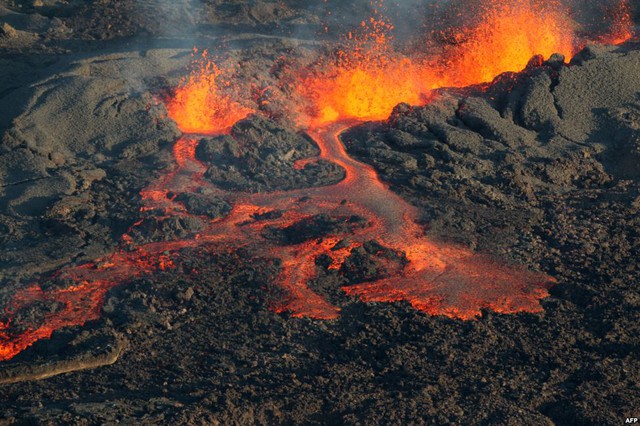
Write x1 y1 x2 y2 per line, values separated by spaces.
600 0 634 45
297 0 576 125
444 0 574 85
297 13 433 124
165 50 254 134
0 0 635 362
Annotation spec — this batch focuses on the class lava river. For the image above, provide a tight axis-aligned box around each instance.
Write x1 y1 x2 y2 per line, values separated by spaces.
0 118 555 361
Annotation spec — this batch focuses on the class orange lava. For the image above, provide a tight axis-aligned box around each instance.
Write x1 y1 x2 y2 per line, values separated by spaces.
444 0 574 85
297 0 575 126
165 50 255 134
296 12 437 125
598 0 634 45
0 251 179 362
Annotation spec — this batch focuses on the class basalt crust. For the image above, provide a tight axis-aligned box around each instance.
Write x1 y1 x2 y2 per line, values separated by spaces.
0 334 125 385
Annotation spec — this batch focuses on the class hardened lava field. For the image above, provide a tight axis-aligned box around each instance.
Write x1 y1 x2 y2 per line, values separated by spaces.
0 0 639 424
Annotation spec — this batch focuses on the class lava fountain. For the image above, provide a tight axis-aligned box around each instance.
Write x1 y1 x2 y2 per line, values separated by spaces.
439 0 574 85
165 49 254 135
296 0 577 126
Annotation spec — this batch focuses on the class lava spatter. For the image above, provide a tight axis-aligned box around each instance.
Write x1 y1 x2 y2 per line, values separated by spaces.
597 0 634 45
295 9 438 126
296 0 577 127
441 0 574 86
165 50 254 135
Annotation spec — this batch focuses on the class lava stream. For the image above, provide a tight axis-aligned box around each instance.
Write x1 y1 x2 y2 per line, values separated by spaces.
0 119 555 362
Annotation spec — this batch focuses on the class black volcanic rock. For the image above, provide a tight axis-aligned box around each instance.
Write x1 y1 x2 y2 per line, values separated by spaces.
128 215 205 245
343 46 640 252
262 214 367 245
174 192 231 218
196 115 345 192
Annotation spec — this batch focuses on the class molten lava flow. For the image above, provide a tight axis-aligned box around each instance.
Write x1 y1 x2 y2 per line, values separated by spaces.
0 93 556 363
165 50 254 134
0 251 179 362
302 125 554 321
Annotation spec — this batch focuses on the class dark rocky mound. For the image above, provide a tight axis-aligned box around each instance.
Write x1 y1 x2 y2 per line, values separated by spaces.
344 44 640 253
127 215 206 245
262 214 367 245
127 192 231 245
196 116 345 192
173 191 231 218
340 240 407 283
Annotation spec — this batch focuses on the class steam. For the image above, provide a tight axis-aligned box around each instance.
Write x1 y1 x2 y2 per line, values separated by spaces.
122 0 637 71
121 0 638 42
